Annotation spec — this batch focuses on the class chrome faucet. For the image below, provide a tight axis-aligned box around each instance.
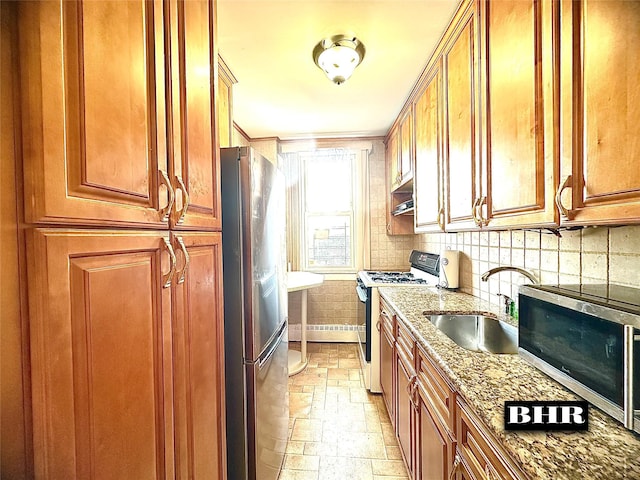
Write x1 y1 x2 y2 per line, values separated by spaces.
481 266 538 284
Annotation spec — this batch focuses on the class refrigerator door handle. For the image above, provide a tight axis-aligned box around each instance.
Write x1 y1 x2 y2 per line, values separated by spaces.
258 323 287 370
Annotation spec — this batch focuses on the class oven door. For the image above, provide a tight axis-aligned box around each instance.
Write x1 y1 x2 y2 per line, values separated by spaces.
356 282 371 362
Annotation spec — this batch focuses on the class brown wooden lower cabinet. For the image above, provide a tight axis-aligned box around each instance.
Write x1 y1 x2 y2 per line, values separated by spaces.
25 229 226 479
416 384 455 480
171 232 226 479
380 307 527 480
456 397 526 480
397 349 416 478
456 457 475 480
380 304 396 422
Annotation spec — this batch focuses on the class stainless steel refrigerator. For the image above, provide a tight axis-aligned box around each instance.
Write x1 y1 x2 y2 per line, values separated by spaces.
221 146 289 480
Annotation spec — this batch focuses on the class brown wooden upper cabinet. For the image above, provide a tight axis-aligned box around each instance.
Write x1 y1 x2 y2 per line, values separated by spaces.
557 0 640 225
19 0 221 230
414 61 445 233
386 125 415 235
478 0 558 229
398 109 415 189
217 56 237 149
388 109 415 194
388 125 401 193
443 3 481 231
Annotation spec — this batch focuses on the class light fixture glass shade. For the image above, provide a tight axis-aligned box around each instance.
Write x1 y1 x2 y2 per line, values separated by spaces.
313 35 365 85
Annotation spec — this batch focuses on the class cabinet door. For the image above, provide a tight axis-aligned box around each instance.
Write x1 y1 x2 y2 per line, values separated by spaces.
386 127 414 235
25 230 175 479
380 310 395 423
558 0 640 225
217 57 235 149
399 109 414 187
444 6 481 231
416 387 453 480
456 398 526 480
414 63 444 233
18 1 171 228
480 0 558 228
387 126 401 191
172 233 226 479
169 0 222 231
396 350 415 478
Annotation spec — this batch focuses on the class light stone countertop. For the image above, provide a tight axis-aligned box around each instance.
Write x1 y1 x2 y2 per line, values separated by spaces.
378 286 640 480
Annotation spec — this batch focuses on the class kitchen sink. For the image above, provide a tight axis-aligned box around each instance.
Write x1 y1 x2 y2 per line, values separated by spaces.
428 314 518 354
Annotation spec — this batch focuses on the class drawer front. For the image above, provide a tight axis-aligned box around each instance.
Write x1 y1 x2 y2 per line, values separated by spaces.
456 398 525 480
417 345 455 434
396 320 415 364
379 299 395 337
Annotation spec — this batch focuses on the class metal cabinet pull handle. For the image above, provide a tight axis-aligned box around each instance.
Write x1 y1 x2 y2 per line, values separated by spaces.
162 237 177 288
175 175 190 224
437 206 445 230
449 453 461 480
555 174 573 218
406 375 415 395
472 197 481 226
376 320 381 332
159 170 175 221
477 196 487 226
175 236 190 284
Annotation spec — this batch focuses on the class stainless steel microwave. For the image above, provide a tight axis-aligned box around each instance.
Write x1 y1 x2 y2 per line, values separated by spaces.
519 284 640 434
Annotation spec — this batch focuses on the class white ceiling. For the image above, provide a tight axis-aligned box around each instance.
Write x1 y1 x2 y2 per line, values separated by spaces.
217 0 461 140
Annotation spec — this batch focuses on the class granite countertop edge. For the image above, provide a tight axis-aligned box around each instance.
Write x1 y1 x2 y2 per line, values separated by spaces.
378 285 640 480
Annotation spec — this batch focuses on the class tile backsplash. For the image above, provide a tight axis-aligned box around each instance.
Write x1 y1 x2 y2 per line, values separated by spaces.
415 225 640 310
288 280 358 326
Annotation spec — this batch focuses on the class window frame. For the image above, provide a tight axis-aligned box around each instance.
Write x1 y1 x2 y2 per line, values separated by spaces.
300 149 360 273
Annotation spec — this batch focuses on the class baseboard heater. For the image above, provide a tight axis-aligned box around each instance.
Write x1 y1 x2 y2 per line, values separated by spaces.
288 324 359 342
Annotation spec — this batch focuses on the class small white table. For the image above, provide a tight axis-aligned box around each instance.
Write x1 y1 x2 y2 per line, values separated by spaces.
286 271 324 375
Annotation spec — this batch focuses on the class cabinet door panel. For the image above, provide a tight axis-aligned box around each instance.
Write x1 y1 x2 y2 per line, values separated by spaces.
417 389 451 480
444 10 479 231
380 316 395 422
217 65 233 148
19 1 169 228
482 0 557 227
396 351 414 477
415 65 444 233
170 0 221 230
388 128 400 191
399 109 414 186
26 230 174 479
560 0 640 224
172 233 226 480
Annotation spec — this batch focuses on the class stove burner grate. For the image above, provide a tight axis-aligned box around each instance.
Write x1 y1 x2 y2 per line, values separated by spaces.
366 271 429 284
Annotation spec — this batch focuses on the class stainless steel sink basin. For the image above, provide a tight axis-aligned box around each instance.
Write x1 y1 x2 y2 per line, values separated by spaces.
428 314 518 354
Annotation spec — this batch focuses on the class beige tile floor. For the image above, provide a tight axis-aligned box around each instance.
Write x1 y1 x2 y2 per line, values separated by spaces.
279 342 410 480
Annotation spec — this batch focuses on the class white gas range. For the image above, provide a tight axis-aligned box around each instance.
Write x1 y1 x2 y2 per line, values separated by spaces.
356 250 459 392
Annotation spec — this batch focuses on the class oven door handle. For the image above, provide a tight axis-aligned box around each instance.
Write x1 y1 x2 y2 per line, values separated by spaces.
356 285 368 303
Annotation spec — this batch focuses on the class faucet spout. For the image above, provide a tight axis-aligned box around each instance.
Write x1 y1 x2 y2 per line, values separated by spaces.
481 266 538 284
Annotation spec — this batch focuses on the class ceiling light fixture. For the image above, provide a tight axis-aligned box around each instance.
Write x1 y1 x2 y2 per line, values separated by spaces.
312 35 366 85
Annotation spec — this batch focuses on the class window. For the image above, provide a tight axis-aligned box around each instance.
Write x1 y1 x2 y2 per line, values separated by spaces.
302 150 356 270
282 142 371 274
